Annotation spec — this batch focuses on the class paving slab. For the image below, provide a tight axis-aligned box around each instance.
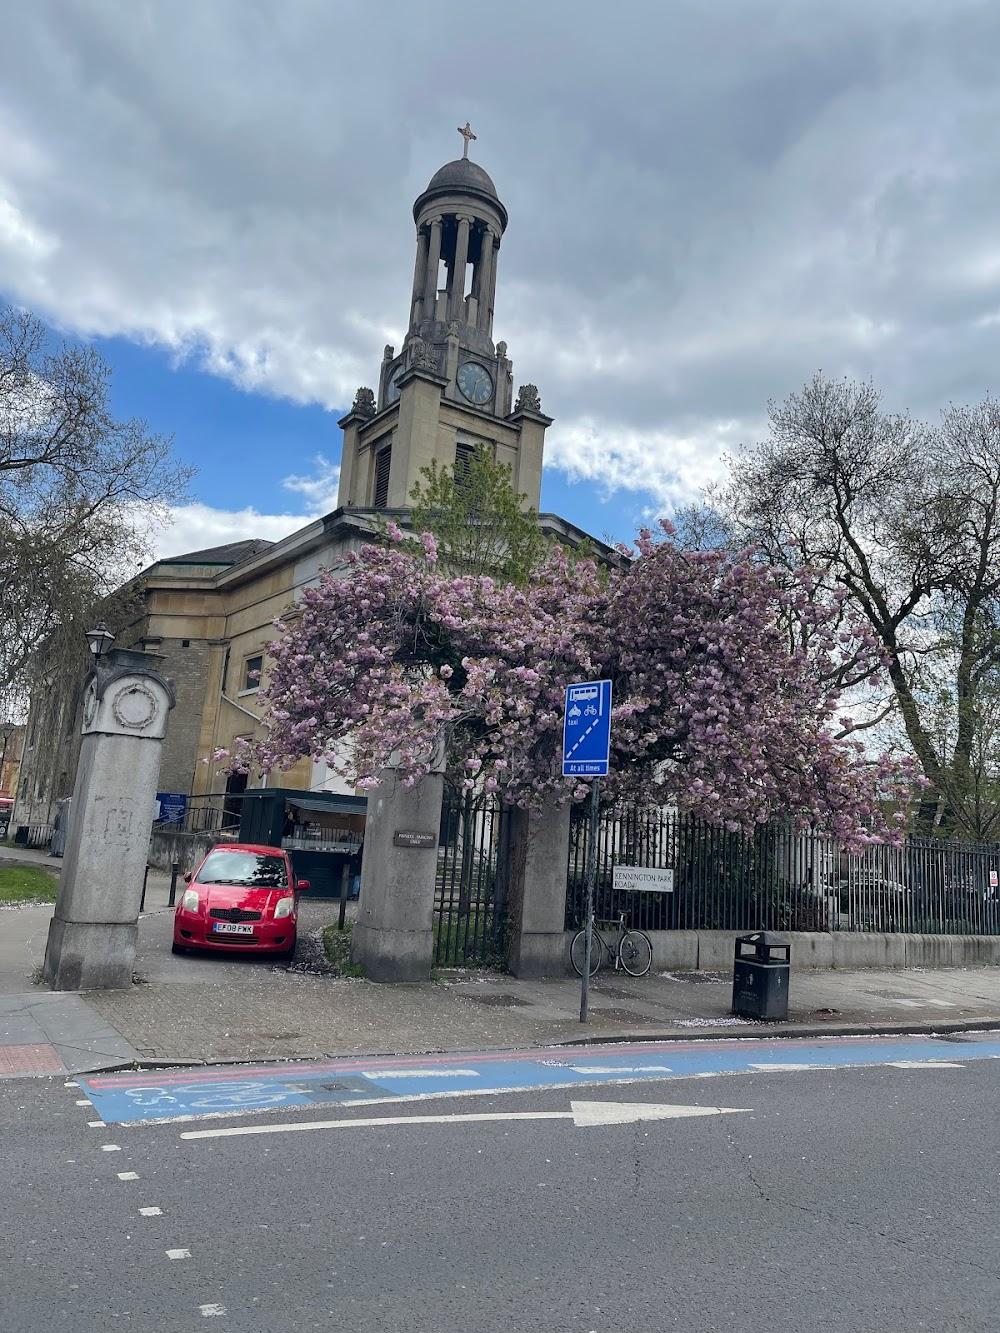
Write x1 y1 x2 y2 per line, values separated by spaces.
0 991 142 1077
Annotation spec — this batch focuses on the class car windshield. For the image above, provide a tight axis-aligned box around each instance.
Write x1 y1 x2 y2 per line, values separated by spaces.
197 851 288 888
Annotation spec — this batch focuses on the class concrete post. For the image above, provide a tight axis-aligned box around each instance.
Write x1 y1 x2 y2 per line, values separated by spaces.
507 799 572 978
422 216 443 319
43 649 176 991
351 766 444 982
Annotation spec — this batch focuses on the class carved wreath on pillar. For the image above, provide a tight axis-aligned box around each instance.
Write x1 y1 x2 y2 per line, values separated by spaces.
111 683 159 731
352 387 376 417
515 383 541 413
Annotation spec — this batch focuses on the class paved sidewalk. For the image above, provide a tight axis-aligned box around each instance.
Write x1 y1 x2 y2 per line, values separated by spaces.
83 936 1000 1067
5 843 1000 1074
0 845 162 1074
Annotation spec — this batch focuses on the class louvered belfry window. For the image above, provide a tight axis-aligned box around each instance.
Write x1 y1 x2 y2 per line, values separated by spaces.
373 444 391 508
455 441 475 484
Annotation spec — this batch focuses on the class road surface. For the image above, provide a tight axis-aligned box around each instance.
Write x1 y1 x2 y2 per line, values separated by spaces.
2 1033 998 1330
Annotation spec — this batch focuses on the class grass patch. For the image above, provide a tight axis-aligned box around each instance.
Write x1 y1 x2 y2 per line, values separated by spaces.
0 864 58 903
321 922 365 977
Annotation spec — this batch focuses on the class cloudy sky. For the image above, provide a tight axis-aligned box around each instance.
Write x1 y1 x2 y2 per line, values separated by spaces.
2 0 999 556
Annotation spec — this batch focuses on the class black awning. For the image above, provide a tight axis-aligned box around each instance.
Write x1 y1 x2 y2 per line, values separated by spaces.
286 795 365 816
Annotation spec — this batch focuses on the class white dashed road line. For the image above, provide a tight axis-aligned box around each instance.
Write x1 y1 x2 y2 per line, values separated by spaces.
88 1120 106 1128
749 1063 819 1072
360 1068 480 1079
101 1144 121 1152
166 1249 191 1261
117 1171 139 1181
139 1207 162 1217
199 1305 227 1317
888 1060 965 1069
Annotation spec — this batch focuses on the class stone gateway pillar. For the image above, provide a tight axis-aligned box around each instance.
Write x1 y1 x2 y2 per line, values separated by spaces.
351 766 445 983
43 650 175 991
507 799 573 978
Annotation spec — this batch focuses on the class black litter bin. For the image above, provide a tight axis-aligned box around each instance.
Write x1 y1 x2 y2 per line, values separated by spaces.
732 932 790 1021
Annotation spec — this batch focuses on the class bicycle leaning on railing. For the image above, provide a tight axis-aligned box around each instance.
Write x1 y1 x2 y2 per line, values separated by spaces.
570 912 653 978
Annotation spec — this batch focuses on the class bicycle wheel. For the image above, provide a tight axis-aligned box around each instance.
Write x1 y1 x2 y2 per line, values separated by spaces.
570 928 602 977
618 930 653 977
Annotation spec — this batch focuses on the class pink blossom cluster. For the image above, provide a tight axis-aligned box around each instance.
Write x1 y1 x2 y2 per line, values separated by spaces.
242 523 914 847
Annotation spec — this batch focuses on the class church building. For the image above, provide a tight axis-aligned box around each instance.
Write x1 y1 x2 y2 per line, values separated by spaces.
12 135 606 841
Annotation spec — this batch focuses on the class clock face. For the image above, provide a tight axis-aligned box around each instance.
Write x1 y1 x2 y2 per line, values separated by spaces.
385 363 406 403
457 361 494 405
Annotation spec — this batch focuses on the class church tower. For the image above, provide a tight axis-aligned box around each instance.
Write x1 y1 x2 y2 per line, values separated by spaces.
336 128 551 513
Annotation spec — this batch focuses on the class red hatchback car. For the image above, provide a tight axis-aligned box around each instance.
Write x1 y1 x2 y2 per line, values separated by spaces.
172 843 309 960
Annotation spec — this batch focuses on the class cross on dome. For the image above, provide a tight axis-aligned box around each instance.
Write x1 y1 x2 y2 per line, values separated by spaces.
457 121 477 158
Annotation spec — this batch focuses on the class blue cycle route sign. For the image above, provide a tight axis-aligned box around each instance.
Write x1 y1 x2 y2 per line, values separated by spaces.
562 679 613 778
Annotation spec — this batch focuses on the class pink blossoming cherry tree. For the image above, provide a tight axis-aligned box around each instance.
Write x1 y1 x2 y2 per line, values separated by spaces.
237 522 914 849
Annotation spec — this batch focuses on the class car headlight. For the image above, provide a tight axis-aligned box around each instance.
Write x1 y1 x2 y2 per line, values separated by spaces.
181 888 200 912
273 896 295 919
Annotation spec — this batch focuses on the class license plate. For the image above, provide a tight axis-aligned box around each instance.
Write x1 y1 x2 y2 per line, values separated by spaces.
213 922 255 935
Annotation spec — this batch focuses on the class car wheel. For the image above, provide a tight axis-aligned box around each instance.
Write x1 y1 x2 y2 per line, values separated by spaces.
171 941 188 956
274 941 296 962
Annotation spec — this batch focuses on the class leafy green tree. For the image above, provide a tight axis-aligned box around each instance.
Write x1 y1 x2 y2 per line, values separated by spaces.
408 444 546 583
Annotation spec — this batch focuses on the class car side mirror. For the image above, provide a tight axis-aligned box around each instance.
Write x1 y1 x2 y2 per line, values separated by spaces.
183 871 193 883
296 879 310 892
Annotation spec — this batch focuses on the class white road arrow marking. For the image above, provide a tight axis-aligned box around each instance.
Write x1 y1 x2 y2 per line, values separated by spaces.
180 1100 750 1140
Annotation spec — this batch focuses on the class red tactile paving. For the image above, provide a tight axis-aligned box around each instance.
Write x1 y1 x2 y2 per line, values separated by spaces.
0 1043 65 1075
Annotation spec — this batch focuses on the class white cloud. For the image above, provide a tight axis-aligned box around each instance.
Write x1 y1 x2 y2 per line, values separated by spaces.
150 502 306 562
2 0 1000 515
148 451 341 561
545 416 760 512
281 455 341 515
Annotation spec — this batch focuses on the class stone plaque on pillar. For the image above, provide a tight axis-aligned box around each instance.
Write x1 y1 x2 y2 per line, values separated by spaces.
43 650 176 991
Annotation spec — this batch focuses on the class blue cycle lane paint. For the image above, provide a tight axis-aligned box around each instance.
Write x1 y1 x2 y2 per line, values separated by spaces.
77 1032 1000 1126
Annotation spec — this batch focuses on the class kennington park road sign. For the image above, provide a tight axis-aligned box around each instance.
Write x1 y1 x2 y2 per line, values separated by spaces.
562 680 613 778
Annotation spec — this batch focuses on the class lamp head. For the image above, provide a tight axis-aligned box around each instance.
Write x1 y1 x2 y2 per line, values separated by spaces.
85 621 115 660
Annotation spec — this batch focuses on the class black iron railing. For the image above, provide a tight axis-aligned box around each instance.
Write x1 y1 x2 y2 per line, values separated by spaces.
434 786 509 966
566 804 1000 936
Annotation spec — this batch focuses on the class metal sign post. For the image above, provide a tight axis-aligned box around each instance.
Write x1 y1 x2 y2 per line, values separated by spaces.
562 680 612 1024
580 776 600 1022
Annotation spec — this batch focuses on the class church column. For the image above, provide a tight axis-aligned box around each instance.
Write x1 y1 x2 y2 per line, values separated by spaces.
471 225 485 304
422 216 443 320
410 226 429 327
448 214 471 322
481 227 499 335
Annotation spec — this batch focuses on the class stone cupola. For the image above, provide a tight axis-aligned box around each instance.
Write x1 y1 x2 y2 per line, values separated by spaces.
408 155 508 348
336 128 551 515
